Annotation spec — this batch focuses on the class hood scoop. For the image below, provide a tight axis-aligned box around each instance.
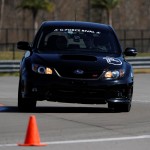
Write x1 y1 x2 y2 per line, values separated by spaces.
61 55 97 61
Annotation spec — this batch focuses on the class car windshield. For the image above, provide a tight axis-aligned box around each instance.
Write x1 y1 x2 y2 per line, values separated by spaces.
37 28 121 54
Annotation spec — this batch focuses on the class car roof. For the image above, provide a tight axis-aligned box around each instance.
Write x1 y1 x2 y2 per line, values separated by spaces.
40 21 112 32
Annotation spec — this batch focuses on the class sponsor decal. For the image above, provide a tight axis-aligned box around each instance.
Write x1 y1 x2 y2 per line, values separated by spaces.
54 28 101 34
103 57 122 65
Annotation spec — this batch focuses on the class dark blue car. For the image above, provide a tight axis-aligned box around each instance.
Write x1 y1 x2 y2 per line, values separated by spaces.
17 21 137 112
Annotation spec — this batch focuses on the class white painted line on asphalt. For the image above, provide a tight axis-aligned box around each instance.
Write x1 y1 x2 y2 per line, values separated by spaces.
44 135 150 145
133 100 150 103
0 135 150 147
0 144 17 147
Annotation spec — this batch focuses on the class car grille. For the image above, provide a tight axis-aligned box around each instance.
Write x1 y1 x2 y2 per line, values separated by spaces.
55 68 103 79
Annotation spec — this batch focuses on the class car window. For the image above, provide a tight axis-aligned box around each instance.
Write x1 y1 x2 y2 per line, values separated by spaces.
37 28 120 54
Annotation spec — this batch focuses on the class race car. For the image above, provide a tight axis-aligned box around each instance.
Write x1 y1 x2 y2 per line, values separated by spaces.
17 21 137 112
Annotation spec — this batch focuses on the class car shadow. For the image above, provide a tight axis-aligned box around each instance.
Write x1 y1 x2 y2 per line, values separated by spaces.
0 106 114 113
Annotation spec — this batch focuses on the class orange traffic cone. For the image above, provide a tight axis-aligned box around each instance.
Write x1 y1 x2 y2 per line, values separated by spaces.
18 115 47 146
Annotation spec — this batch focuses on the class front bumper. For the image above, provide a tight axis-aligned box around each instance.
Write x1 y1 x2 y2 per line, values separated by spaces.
21 74 133 104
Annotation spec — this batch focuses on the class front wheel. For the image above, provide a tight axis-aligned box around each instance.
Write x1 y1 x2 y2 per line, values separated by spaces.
18 80 37 112
115 103 131 112
108 86 133 112
121 103 131 112
108 103 131 112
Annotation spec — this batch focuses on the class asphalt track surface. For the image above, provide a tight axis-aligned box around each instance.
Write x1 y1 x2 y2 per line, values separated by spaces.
0 74 150 150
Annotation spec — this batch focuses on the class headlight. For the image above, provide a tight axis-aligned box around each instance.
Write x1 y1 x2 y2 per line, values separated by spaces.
32 64 53 74
102 69 124 79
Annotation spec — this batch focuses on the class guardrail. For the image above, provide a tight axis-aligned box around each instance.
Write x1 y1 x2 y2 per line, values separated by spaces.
126 57 150 69
0 57 150 73
0 60 20 73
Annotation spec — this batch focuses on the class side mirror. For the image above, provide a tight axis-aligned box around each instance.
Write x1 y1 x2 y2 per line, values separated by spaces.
124 48 137 56
17 41 31 50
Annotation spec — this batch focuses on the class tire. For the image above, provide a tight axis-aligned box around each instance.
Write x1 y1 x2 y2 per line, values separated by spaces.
108 101 131 112
114 103 131 112
108 103 114 109
18 79 37 112
108 86 133 113
121 103 131 112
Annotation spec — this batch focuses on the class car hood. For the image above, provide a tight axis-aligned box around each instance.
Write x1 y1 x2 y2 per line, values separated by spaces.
31 52 125 79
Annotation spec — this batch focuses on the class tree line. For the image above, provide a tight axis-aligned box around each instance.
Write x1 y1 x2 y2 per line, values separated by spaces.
0 0 121 30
